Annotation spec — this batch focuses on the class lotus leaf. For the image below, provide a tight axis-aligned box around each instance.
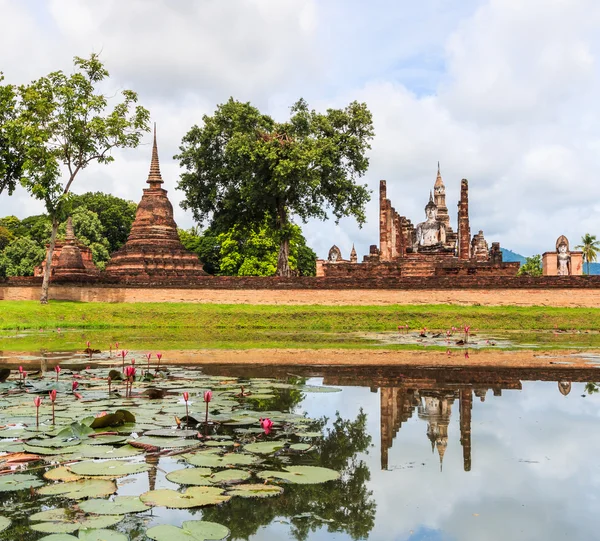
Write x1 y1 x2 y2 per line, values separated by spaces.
78 529 129 541
257 465 340 484
227 484 284 498
89 410 136 429
132 436 199 448
0 516 10 532
140 486 230 508
23 443 79 455
300 385 342 393
37 478 117 499
85 435 128 446
69 460 150 477
144 429 198 437
44 466 83 482
0 472 43 492
244 441 288 454
146 520 230 541
27 437 82 448
30 507 123 533
166 467 213 486
209 469 251 484
77 444 144 459
186 452 258 468
79 496 152 515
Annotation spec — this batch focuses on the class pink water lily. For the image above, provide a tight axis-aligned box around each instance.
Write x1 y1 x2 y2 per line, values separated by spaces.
183 392 190 424
72 381 79 392
203 390 212 436
33 396 42 427
203 390 212 403
54 365 61 382
156 352 162 371
49 390 57 424
260 418 274 435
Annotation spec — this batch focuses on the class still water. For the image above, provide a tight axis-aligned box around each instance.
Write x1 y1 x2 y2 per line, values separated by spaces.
0 360 598 541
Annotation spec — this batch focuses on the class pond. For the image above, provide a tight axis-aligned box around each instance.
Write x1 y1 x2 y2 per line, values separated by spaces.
0 353 598 541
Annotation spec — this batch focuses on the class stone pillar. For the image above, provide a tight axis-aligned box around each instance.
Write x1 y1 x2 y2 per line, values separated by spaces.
379 181 389 261
457 179 471 260
459 389 472 472
395 214 405 258
380 387 392 470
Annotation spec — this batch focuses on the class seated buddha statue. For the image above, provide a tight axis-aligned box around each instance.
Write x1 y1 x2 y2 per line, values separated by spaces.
414 193 446 251
556 235 571 276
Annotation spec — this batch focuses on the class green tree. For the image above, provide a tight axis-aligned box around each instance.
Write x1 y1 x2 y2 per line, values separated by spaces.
1 237 45 276
179 222 317 276
176 98 373 277
0 75 25 196
576 233 600 275
517 254 543 277
70 192 137 252
0 226 13 250
3 53 149 302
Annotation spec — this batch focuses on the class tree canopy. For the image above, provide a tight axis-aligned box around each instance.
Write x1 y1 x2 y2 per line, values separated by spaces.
176 97 374 276
0 53 150 301
517 254 542 277
179 221 316 277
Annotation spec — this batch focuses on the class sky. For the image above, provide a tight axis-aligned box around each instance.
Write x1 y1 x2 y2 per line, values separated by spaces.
1 0 600 259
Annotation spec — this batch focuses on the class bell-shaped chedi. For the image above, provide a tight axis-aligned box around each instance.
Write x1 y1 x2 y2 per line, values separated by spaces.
36 217 99 282
105 126 207 280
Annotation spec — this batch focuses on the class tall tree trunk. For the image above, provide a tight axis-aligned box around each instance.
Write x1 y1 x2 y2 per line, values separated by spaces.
40 217 58 304
276 204 292 277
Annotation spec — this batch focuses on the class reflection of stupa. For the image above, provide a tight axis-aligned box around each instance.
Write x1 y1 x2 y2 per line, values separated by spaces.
418 393 455 471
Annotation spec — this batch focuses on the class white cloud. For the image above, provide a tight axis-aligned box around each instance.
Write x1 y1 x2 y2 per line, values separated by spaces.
1 0 599 260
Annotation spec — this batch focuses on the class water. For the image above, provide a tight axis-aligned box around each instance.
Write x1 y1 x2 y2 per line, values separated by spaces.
0 358 598 541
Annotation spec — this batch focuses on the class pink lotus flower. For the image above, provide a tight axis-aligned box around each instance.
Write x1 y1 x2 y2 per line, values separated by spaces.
54 365 61 382
34 396 42 407
49 390 57 402
22 371 27 380
156 352 163 370
203 390 212 403
183 392 190 423
202 390 212 436
72 381 79 392
183 392 189 402
18 366 23 374
260 418 274 435
33 396 42 427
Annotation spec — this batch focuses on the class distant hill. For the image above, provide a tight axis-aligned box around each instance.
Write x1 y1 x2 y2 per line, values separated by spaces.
500 248 526 264
500 248 600 275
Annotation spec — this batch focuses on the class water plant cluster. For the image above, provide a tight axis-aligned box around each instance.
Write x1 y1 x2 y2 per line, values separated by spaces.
0 359 347 540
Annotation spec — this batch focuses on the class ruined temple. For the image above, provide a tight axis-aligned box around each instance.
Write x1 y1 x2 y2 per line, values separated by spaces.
317 165 519 278
35 217 99 282
104 127 207 280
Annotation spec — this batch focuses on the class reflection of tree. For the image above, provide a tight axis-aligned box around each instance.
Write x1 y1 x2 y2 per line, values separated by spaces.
585 382 599 394
201 410 375 541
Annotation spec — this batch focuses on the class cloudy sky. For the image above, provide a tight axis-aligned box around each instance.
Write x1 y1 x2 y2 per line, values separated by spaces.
1 0 599 258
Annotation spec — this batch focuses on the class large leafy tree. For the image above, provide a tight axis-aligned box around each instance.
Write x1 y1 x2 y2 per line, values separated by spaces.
179 221 316 277
176 98 374 277
517 254 542 277
0 75 25 196
1 54 150 302
576 233 600 275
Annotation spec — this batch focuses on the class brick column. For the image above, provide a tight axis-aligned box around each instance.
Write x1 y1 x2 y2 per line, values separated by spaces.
457 179 471 260
379 181 389 261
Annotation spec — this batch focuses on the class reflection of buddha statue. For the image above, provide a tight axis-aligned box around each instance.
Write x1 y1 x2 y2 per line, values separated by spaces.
414 192 446 251
556 235 571 276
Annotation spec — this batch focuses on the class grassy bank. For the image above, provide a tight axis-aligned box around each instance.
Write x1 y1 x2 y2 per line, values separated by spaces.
1 300 599 352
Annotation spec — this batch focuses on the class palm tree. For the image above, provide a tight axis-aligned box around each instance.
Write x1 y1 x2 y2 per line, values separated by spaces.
576 233 600 275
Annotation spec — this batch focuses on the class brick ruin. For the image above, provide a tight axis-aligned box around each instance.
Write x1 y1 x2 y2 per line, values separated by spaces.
317 165 519 278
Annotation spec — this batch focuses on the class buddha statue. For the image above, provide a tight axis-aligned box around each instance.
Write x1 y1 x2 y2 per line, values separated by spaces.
327 245 342 263
556 235 571 276
414 192 446 251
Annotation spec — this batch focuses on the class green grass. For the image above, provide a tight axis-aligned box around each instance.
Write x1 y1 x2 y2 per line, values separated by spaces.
1 300 599 351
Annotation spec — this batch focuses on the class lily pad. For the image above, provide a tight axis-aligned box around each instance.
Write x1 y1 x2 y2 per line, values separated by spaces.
69 460 150 477
0 516 10 532
146 520 230 541
79 496 152 515
185 452 259 468
0 472 43 492
209 469 251 485
140 486 231 509
89 410 135 429
244 441 287 454
77 444 144 459
166 467 213 486
78 530 129 541
227 483 283 498
37 478 117 499
144 429 198 437
290 443 312 451
30 508 123 533
257 465 340 485
132 436 199 449
85 435 128 446
44 466 83 483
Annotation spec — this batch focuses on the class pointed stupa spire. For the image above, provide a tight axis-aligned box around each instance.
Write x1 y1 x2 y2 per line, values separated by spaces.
434 161 444 188
65 216 75 243
147 123 163 188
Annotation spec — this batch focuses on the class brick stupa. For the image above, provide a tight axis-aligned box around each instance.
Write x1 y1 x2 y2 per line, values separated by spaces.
105 127 207 280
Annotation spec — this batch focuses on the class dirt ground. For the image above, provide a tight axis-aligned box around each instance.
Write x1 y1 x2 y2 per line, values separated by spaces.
122 348 600 370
